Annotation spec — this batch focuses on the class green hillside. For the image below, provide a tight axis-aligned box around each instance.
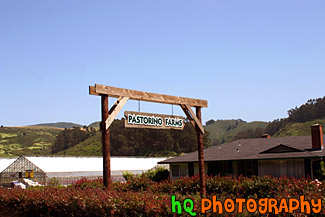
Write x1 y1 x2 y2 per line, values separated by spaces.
54 119 212 157
30 122 82 128
55 131 102 156
274 119 325 137
59 119 269 156
2 111 324 157
205 119 268 145
0 127 61 157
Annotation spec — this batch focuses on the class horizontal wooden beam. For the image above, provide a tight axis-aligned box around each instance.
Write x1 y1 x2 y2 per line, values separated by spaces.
89 86 99 96
89 84 208 107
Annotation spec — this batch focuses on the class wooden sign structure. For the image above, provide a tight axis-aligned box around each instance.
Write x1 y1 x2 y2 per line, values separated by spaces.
89 84 208 197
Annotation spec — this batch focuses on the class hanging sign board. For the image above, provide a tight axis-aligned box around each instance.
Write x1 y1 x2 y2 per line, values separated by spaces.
124 111 184 130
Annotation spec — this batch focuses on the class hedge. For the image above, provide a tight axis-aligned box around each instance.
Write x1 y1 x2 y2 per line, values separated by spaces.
0 176 324 216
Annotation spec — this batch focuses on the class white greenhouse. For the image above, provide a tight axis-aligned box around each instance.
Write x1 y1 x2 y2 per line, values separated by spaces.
0 156 168 186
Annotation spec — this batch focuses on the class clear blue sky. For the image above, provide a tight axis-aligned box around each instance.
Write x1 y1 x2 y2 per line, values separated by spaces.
1 0 324 126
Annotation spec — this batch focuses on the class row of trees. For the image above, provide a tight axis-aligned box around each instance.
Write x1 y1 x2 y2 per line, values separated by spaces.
222 97 325 142
52 119 211 156
52 127 96 154
110 119 211 156
233 127 265 141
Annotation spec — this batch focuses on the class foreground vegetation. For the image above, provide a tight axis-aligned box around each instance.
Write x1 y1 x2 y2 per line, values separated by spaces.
0 175 324 216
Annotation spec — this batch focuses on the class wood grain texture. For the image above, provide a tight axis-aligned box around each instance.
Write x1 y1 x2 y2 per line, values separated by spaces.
196 106 206 197
184 104 205 134
180 104 196 129
89 86 99 95
180 104 205 134
90 84 208 107
101 95 111 189
105 97 129 129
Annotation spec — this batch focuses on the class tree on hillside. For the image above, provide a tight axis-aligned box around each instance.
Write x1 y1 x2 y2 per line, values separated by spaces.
53 119 211 157
266 97 325 135
109 119 211 156
205 119 215 126
52 127 96 154
233 127 265 141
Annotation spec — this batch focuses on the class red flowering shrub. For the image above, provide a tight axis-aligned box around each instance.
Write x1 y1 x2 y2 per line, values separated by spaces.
0 176 324 216
72 177 104 190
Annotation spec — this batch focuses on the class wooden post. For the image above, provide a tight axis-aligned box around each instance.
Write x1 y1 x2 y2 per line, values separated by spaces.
101 95 111 189
196 106 206 197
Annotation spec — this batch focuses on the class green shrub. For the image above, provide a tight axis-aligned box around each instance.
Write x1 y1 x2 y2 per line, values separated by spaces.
152 169 169 182
315 161 325 180
122 171 134 181
143 166 170 182
48 177 60 187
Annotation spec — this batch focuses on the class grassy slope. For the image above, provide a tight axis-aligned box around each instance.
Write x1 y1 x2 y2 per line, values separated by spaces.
274 119 325 137
205 120 268 145
55 131 102 156
0 127 61 157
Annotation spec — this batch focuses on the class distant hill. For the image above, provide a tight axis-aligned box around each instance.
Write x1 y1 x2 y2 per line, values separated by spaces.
205 119 268 145
88 121 100 128
0 127 61 157
274 119 325 137
30 122 82 129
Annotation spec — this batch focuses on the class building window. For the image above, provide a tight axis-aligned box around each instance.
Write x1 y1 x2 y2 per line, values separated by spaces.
171 165 180 177
258 159 304 178
171 164 188 177
179 164 187 177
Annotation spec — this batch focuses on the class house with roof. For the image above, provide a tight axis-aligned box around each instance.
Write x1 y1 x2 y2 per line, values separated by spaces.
159 124 325 179
0 156 167 186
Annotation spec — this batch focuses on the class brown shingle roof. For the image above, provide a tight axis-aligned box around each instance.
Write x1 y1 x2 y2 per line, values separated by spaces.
159 135 325 164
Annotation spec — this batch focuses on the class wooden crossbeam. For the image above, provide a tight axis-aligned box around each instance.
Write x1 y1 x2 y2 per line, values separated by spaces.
180 104 205 134
105 97 129 129
89 86 99 96
180 104 196 129
90 84 208 107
